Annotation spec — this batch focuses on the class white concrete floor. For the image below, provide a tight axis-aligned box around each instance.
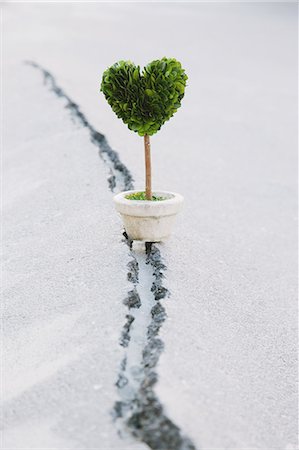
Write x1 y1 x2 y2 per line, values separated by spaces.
3 3 298 449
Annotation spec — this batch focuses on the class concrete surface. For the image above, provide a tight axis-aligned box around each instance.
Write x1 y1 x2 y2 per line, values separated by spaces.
3 3 298 450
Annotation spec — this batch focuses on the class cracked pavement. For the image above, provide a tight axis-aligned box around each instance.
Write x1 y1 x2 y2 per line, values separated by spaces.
3 3 298 450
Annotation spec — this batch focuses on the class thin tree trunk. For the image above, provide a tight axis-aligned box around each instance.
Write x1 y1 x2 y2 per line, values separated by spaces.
144 134 152 200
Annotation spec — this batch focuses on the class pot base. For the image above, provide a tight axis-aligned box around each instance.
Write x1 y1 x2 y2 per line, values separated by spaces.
121 213 177 242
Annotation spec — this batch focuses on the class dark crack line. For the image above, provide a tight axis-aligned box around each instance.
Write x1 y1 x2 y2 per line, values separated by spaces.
25 61 134 193
27 61 197 450
116 239 197 450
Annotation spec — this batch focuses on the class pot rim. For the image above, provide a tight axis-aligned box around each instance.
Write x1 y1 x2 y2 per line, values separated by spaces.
113 189 184 206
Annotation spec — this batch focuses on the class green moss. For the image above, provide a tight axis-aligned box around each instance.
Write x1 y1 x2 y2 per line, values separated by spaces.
125 192 166 201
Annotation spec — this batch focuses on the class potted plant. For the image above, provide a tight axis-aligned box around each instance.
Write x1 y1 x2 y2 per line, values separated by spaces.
100 57 188 242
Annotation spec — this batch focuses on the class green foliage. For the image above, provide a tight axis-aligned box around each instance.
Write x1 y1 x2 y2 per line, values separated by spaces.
125 192 165 201
100 57 188 136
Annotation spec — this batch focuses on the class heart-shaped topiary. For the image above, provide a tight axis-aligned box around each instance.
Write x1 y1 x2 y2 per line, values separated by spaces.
100 57 188 136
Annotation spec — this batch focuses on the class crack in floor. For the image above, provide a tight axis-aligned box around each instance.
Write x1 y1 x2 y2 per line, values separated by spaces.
27 61 197 450
115 238 196 450
25 61 134 193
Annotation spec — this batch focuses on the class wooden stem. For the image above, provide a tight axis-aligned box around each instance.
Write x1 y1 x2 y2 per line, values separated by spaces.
144 134 152 200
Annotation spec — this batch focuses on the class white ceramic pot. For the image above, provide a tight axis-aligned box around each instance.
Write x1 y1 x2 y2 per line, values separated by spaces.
113 190 184 242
